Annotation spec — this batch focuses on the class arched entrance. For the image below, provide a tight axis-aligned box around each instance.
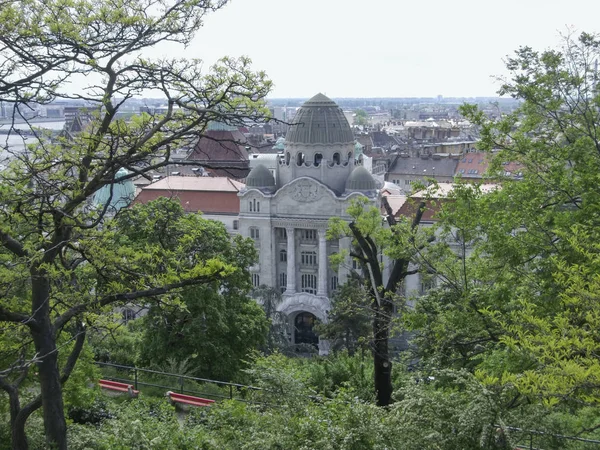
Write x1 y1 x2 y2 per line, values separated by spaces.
294 312 319 347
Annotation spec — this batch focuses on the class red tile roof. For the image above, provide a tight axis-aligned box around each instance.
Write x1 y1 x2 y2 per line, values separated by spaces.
134 176 243 214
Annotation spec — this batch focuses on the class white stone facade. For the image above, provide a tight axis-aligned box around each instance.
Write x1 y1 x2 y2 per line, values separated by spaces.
239 94 378 354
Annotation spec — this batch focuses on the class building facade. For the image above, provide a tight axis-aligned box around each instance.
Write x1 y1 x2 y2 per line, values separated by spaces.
238 93 378 353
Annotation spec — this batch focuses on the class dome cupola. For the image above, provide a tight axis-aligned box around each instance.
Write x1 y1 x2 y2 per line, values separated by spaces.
246 164 275 189
285 93 354 146
345 166 376 192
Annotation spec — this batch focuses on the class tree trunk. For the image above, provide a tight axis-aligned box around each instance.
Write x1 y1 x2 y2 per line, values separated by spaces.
7 388 28 450
34 337 67 450
31 270 67 450
373 304 393 406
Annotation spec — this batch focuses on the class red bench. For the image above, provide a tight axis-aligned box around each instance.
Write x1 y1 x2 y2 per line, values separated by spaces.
99 379 139 397
166 391 215 407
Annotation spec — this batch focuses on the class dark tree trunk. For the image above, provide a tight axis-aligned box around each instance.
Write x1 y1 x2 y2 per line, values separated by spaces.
31 269 67 450
7 388 28 450
372 303 393 406
34 336 67 450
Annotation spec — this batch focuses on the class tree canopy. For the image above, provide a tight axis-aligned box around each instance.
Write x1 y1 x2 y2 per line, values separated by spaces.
403 31 600 410
0 0 271 448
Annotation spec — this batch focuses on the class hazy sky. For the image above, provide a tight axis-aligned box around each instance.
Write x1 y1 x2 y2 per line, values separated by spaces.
165 0 600 98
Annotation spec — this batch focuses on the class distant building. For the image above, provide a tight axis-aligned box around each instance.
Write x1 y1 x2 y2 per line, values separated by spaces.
186 122 250 180
134 176 244 234
386 154 458 192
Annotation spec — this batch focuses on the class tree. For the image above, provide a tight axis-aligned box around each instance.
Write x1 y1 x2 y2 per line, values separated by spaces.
354 109 369 127
109 198 268 381
328 196 428 406
0 1 271 448
252 285 290 354
316 278 371 356
413 31 600 409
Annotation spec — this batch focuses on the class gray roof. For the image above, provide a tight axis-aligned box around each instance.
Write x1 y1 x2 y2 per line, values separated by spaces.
388 156 458 177
346 166 376 191
285 93 354 145
246 164 275 188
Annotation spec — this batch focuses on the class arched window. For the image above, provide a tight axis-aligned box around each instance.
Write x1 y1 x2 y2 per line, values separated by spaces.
280 249 287 262
296 152 305 166
301 274 317 294
249 199 260 212
252 273 260 287
333 152 340 165
314 153 323 167
286 152 290 165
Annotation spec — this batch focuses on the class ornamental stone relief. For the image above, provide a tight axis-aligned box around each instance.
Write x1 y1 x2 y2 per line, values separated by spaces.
291 181 320 202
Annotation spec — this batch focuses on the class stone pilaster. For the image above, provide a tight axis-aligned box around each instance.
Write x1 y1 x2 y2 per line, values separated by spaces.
285 227 296 293
317 229 328 296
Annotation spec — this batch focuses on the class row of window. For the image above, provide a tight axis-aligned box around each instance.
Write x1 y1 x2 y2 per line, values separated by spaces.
276 273 339 294
251 228 319 242
285 151 353 167
255 270 432 295
249 199 260 212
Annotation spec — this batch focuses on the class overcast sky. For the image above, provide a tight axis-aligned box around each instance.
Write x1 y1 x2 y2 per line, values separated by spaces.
160 0 597 99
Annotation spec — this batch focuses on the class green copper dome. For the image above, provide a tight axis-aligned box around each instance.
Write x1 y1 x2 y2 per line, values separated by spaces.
246 164 275 188
285 93 354 145
345 166 376 191
93 168 135 212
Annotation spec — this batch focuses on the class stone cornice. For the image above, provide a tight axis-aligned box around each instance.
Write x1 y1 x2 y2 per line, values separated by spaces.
274 218 331 229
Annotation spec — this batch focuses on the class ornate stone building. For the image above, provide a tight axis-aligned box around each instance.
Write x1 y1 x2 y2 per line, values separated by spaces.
238 94 378 353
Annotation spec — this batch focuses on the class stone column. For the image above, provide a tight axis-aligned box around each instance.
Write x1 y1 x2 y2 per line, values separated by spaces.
338 236 351 284
285 227 296 293
317 229 328 296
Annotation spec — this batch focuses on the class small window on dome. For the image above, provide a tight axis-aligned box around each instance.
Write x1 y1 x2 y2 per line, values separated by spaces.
296 152 305 166
333 153 340 165
314 153 323 167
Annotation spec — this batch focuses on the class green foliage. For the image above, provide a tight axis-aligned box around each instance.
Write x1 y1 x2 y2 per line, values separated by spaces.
138 283 268 381
354 109 369 126
316 279 371 355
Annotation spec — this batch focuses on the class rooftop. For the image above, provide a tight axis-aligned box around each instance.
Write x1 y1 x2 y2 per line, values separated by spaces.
142 176 245 192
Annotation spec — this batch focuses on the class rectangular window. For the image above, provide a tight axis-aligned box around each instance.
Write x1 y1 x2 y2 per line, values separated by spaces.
301 274 317 295
301 251 317 266
300 229 317 242
279 272 287 293
277 228 287 240
233 220 239 230
250 227 260 240
252 273 260 288
331 275 338 292
405 180 410 185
